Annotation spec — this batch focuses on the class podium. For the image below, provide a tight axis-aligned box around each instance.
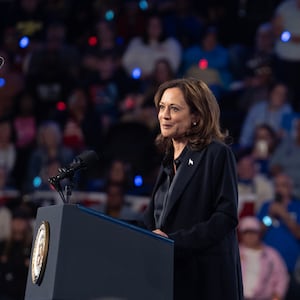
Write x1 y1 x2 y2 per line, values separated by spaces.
25 204 174 300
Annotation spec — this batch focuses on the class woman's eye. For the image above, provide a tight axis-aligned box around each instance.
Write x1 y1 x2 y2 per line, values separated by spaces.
171 106 179 112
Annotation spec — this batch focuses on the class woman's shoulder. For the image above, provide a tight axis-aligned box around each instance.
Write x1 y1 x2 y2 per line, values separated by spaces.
206 140 233 153
193 140 234 160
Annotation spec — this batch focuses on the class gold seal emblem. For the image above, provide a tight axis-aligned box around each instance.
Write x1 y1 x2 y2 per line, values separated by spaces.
31 221 50 285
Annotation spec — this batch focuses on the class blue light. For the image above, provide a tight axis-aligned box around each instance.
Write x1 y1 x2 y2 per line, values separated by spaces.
139 0 148 10
0 78 6 87
262 216 272 227
116 36 124 46
281 31 291 42
19 36 30 48
132 68 141 79
33 176 42 188
105 10 114 21
134 175 143 187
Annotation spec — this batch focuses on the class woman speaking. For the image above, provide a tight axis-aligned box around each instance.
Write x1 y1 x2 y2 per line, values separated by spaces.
144 78 244 300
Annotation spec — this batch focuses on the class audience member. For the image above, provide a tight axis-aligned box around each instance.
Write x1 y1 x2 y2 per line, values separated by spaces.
272 0 300 112
0 165 20 213
0 118 17 187
181 26 233 99
0 49 24 118
231 22 276 113
0 205 33 300
11 91 37 190
269 117 300 199
93 181 142 221
239 216 289 300
5 0 46 42
239 81 293 148
120 58 174 132
115 0 147 46
24 121 73 193
236 152 274 215
81 19 124 76
121 12 182 81
251 123 280 174
25 20 80 121
0 201 11 242
162 0 204 49
56 87 102 155
257 172 300 300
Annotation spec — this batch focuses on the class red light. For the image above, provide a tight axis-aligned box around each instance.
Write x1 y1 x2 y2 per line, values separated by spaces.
198 59 208 69
56 101 66 111
88 36 98 46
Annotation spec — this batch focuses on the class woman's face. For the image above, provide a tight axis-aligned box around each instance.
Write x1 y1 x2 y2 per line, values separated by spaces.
158 87 195 141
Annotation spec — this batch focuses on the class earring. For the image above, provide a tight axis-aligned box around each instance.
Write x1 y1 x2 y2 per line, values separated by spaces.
193 122 197 126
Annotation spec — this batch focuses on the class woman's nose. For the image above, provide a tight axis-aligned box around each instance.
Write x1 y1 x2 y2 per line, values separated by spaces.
162 108 171 119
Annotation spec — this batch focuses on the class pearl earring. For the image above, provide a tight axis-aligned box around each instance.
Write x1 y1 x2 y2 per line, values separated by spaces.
193 122 197 126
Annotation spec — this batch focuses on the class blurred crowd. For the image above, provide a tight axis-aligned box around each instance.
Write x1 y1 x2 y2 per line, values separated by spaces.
0 0 300 299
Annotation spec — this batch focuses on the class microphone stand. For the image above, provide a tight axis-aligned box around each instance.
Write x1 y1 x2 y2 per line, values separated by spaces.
48 169 76 204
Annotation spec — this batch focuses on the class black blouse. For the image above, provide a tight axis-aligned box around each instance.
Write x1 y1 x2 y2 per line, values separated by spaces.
153 146 188 228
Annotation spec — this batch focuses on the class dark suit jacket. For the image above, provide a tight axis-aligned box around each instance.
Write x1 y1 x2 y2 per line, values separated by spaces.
143 141 244 300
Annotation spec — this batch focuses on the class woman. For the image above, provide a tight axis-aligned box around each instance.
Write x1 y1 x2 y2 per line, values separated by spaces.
144 78 243 299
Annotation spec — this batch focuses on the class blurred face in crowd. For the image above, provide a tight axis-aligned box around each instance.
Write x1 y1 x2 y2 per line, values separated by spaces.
240 230 261 249
254 126 275 148
237 156 256 180
158 87 196 143
106 184 124 210
147 16 162 41
269 83 288 109
153 59 174 84
108 160 126 183
0 121 12 146
11 217 31 241
274 173 293 200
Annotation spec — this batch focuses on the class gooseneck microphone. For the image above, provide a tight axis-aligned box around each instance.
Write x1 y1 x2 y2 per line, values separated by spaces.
48 150 99 203
49 150 99 183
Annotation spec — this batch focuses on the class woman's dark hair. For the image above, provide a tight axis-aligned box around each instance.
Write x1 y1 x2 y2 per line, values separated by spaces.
154 77 228 153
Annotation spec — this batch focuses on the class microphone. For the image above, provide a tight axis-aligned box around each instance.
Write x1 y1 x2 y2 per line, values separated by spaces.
48 150 99 184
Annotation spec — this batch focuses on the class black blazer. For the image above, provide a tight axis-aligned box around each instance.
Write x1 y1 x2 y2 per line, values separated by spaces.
143 141 244 300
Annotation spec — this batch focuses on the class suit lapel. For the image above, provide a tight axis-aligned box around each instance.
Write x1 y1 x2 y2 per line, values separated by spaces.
160 149 206 227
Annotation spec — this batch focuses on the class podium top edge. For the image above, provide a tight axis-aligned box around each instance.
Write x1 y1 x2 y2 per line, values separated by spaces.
76 204 174 244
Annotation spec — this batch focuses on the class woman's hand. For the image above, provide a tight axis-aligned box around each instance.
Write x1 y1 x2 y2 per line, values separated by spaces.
152 229 168 238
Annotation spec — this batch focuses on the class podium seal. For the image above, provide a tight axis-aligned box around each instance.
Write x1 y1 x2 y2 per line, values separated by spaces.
31 221 50 285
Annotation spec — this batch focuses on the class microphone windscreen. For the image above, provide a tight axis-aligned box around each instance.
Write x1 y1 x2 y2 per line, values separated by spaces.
77 150 99 168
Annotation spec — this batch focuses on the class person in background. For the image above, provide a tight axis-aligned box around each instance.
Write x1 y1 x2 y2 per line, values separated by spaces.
239 81 293 148
0 117 17 188
0 205 33 300
56 87 102 155
143 78 243 299
122 12 182 81
25 20 80 121
94 180 142 221
181 26 233 100
272 0 300 112
24 121 73 193
236 152 274 216
257 172 300 300
239 216 289 300
250 123 280 176
269 117 300 199
11 90 37 190
0 49 24 119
